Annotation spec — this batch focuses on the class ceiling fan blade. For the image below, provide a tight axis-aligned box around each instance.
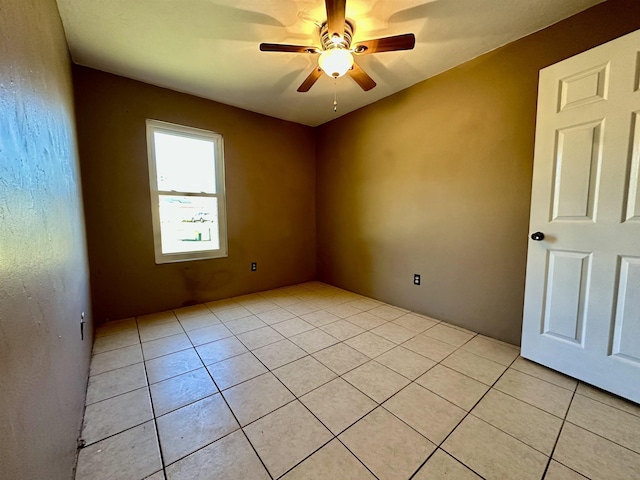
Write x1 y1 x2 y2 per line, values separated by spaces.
352 33 416 54
348 62 376 91
260 43 320 54
325 0 346 39
297 67 323 92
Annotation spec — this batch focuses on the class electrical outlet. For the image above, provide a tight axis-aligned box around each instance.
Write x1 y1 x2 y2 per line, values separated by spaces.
251 262 257 271
413 274 421 286
80 312 86 340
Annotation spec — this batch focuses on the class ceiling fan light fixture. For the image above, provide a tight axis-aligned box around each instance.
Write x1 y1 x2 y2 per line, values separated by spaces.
318 48 354 78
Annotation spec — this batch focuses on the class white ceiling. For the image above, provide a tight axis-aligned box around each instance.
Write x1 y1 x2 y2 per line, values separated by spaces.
56 0 604 126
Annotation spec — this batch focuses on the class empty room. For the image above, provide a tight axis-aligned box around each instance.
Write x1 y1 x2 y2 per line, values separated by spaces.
2 0 640 479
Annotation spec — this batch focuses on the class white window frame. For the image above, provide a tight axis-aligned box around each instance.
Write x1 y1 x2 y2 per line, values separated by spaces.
146 119 228 264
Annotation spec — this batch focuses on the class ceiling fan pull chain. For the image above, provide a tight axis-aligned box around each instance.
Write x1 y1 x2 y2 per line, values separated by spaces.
333 79 338 112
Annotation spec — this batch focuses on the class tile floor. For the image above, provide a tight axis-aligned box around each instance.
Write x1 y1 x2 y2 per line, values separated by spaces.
75 282 640 480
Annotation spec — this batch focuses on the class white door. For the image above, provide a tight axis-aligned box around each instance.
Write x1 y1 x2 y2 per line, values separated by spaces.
522 29 640 404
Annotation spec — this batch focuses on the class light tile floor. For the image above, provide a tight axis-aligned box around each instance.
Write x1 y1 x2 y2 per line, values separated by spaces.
75 282 640 480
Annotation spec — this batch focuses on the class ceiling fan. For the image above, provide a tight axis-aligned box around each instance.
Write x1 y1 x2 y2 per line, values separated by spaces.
259 0 416 92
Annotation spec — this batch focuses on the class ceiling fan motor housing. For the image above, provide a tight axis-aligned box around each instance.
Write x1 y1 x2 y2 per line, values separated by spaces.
320 20 354 50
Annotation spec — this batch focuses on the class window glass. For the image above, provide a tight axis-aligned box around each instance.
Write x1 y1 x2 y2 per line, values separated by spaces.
154 132 217 193
158 195 220 254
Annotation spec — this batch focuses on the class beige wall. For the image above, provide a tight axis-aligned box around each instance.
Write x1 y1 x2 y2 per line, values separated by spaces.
73 67 316 322
0 1 92 478
316 0 640 345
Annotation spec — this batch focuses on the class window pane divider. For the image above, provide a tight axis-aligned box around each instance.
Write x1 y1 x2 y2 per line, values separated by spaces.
156 191 218 198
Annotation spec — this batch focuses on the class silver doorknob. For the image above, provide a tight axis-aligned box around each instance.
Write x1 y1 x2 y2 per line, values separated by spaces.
530 232 545 241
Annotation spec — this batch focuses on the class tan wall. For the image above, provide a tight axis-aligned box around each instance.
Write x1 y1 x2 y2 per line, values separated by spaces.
316 0 640 345
0 1 92 478
73 67 316 322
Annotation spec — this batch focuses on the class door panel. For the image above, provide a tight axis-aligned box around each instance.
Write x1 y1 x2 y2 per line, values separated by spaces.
522 29 640 404
552 121 603 221
612 256 640 362
625 113 640 222
559 64 608 111
543 250 591 344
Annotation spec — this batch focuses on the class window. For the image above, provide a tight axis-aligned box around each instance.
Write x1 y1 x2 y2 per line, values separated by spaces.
146 119 227 263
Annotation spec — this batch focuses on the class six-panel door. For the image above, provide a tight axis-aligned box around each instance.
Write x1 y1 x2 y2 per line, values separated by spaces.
522 29 640 403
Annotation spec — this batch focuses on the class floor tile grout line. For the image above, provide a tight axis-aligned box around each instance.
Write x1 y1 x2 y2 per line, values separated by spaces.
77 415 161 452
93 284 616 480
418 332 478 350
508 365 578 392
228 344 337 479
491 380 568 420
91 324 390 474
252 354 380 480
92 329 139 342
82 344 156 448
373 357 438 384
541 387 577 479
190 338 276 480
562 418 640 456
97 303 447 376
456 343 521 368
334 437 382 480
228 329 386 479
504 360 581 394
344 384 468 480
133 318 169 479
393 328 471 357
156 421 261 473
152 391 219 421
91 341 141 356
143 312 207 381
147 364 205 388
426 351 522 473
405 447 439 480
143 345 196 363
387 374 473 414
386 332 495 405
95 327 496 403
337 363 412 405
377 395 439 444
572 387 640 418
95 304 432 355
206 338 335 394
288 326 436 394
83 383 150 410
83 365 148 404
273 361 339 398
153 305 630 474
333 353 459 449
465 412 557 458
145 311 235 472
272 436 347 480
490 384 571 421
550 458 591 479
99 285 404 329
412 448 488 480
416 355 502 386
